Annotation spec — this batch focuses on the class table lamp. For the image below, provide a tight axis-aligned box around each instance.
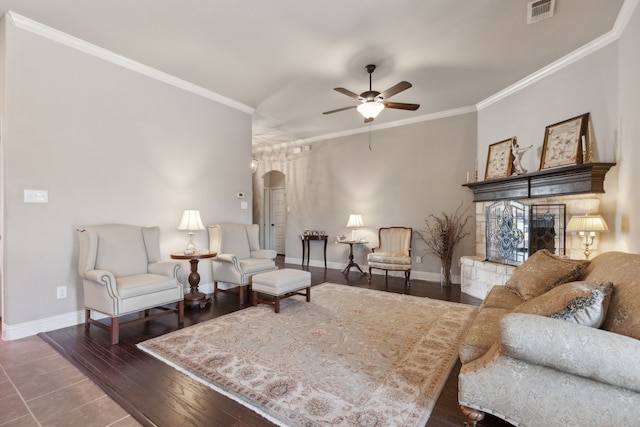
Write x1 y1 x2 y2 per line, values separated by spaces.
346 214 364 241
566 213 608 260
177 209 205 255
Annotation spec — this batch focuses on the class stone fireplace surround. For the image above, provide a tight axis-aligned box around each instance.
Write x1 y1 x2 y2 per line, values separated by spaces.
461 194 605 299
460 162 615 300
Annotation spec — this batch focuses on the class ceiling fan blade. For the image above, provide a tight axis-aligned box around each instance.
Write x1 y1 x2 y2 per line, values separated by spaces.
377 81 412 100
323 105 357 115
384 102 420 111
334 87 361 100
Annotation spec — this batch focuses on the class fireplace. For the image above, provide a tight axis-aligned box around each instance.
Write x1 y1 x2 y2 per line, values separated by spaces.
462 194 604 299
485 200 566 266
460 163 615 299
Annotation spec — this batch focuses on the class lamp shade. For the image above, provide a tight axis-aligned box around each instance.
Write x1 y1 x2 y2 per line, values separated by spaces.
566 214 609 232
346 214 364 228
177 209 205 231
357 101 384 119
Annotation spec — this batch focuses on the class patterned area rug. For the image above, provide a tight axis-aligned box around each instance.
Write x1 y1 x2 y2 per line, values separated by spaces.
138 283 478 427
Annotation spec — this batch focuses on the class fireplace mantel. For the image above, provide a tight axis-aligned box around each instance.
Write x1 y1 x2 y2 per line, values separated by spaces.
462 162 616 202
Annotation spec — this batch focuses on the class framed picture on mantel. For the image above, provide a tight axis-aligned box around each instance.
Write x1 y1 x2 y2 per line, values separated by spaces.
485 138 514 180
540 113 589 170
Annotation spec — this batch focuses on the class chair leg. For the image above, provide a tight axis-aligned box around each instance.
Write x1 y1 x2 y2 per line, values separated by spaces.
367 267 372 282
405 270 411 286
85 309 91 331
238 286 245 305
213 281 218 299
110 317 120 345
177 300 184 325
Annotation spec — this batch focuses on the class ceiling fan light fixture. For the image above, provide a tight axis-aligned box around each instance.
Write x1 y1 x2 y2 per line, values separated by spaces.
357 101 384 119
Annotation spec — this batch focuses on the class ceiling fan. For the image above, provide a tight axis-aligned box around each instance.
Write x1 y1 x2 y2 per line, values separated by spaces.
323 64 420 123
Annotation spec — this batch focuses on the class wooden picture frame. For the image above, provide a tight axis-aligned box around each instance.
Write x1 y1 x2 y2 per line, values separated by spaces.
540 113 589 170
485 138 515 180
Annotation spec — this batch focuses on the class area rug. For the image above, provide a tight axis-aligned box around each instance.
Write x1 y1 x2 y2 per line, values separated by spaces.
137 283 478 427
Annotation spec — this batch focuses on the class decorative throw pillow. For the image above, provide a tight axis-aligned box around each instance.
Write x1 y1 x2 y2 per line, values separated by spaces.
505 250 588 301
514 281 614 328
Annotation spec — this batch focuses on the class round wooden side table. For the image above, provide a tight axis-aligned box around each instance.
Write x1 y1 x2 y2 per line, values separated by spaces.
171 251 216 308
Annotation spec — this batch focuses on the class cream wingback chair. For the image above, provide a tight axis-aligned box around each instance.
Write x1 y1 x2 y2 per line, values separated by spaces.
77 224 184 345
208 223 277 304
367 226 413 285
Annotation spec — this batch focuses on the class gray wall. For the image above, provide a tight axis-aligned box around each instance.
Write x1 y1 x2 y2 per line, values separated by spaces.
1 17 252 334
477 3 640 254
253 113 478 282
617 3 640 252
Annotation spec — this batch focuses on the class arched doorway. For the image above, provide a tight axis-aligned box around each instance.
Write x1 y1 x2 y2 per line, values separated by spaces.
262 170 286 255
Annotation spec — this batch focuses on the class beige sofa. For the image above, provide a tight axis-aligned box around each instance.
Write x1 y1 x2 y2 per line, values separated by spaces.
458 251 640 426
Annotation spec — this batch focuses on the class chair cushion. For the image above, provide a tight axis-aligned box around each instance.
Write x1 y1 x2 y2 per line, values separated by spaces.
505 249 587 301
368 252 411 266
93 224 149 277
378 228 411 256
116 274 179 299
209 223 252 259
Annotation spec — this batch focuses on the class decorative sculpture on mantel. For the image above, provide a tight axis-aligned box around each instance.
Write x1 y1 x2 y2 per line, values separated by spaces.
511 139 533 175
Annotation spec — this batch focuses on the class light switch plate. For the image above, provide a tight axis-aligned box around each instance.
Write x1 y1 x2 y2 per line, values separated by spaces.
24 189 48 203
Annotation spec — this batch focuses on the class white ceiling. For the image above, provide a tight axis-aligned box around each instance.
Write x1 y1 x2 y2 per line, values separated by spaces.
0 0 626 149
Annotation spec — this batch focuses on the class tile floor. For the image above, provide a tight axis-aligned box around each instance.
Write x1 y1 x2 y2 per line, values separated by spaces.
0 334 141 427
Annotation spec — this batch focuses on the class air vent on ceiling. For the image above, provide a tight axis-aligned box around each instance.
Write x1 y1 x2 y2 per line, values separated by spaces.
527 0 555 24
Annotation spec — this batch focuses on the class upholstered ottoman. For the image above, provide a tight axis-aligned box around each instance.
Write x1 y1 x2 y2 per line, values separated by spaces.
252 269 311 313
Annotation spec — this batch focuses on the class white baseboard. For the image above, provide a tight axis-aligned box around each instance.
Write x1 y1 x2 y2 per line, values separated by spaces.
284 257 459 284
2 310 86 341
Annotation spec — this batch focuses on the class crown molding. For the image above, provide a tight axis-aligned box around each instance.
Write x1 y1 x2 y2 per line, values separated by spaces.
302 105 477 144
253 105 477 152
7 11 255 115
477 0 639 111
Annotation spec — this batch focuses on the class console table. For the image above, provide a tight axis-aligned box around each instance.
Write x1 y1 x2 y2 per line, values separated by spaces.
301 235 327 268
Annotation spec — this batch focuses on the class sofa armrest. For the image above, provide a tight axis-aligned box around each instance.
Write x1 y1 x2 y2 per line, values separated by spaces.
499 313 640 393
148 261 181 278
251 249 277 260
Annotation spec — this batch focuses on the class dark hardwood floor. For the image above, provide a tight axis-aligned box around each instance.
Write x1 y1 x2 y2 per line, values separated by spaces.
40 257 510 427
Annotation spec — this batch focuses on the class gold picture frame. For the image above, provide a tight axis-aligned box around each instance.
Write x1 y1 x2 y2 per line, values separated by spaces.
485 138 515 180
540 113 589 170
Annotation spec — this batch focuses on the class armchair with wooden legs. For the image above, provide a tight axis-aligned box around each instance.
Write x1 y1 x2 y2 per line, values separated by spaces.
367 226 413 285
77 224 184 345
208 223 277 304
